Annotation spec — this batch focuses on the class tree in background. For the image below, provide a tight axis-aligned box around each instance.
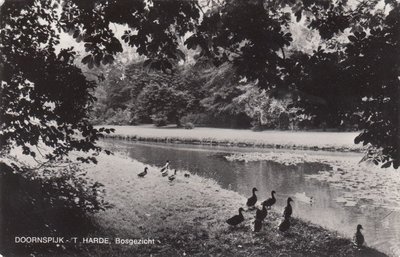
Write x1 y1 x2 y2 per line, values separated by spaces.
233 83 304 130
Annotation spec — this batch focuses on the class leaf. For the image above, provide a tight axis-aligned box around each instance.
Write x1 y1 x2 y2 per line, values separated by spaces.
82 55 92 64
295 10 302 22
143 59 152 67
348 35 357 42
88 58 94 69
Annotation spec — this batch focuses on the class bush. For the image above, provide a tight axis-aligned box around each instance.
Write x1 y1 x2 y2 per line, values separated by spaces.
184 122 195 129
0 162 110 255
151 113 168 127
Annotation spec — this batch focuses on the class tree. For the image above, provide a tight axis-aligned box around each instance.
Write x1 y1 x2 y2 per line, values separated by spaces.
1 0 398 168
0 0 200 162
0 1 115 164
187 0 399 168
342 3 400 168
233 83 303 130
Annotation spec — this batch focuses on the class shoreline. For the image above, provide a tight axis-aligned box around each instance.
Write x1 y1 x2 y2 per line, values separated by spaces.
98 125 366 153
1 150 389 256
79 153 387 257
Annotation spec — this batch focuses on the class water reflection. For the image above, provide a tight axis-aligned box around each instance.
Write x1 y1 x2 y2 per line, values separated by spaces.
104 140 400 257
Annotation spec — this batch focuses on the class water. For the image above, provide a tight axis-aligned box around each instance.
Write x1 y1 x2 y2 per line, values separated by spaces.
105 140 400 257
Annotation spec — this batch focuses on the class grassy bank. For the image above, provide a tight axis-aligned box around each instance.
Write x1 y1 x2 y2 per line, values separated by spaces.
53 153 385 257
98 125 364 153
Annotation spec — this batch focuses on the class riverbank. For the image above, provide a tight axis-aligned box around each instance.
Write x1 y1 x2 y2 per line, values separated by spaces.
1 147 388 256
98 125 364 153
72 152 385 257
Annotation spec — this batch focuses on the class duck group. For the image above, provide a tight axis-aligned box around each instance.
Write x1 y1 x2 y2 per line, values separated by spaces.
226 188 295 234
137 160 190 182
226 187 280 232
137 163 366 248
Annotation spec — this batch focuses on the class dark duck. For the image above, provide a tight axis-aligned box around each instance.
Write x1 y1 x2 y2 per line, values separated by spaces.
254 202 268 232
226 208 245 226
138 167 148 178
246 187 258 208
168 169 177 182
353 224 364 247
278 217 290 232
256 201 268 221
254 219 263 232
263 190 276 209
283 197 293 219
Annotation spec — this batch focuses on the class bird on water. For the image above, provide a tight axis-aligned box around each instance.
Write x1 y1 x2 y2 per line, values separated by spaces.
353 224 364 247
246 187 258 208
226 208 245 226
283 197 294 219
138 167 148 178
263 190 276 209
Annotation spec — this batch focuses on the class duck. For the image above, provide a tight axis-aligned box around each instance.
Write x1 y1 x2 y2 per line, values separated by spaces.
283 197 293 219
246 187 258 208
263 190 276 209
162 169 169 177
138 167 148 178
226 207 245 226
278 217 290 232
168 169 177 182
254 218 263 232
160 160 170 173
255 201 268 221
353 224 364 247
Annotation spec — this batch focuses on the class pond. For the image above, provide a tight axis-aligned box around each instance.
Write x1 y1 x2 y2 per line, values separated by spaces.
104 139 400 257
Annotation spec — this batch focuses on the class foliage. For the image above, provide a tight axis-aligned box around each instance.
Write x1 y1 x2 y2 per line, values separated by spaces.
0 161 109 254
0 0 114 164
345 5 400 168
233 83 304 130
1 0 398 169
184 122 195 130
90 62 205 127
187 0 399 167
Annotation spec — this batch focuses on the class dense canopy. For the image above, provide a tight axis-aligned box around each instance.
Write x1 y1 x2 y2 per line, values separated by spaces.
0 0 399 168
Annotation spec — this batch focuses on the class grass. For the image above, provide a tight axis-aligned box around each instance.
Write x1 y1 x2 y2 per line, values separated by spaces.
98 125 364 153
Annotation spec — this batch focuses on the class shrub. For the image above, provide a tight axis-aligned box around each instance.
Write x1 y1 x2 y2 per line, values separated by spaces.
184 122 195 129
151 113 168 127
0 162 111 255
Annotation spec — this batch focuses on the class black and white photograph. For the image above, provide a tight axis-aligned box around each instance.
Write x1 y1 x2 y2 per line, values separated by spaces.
0 0 399 256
